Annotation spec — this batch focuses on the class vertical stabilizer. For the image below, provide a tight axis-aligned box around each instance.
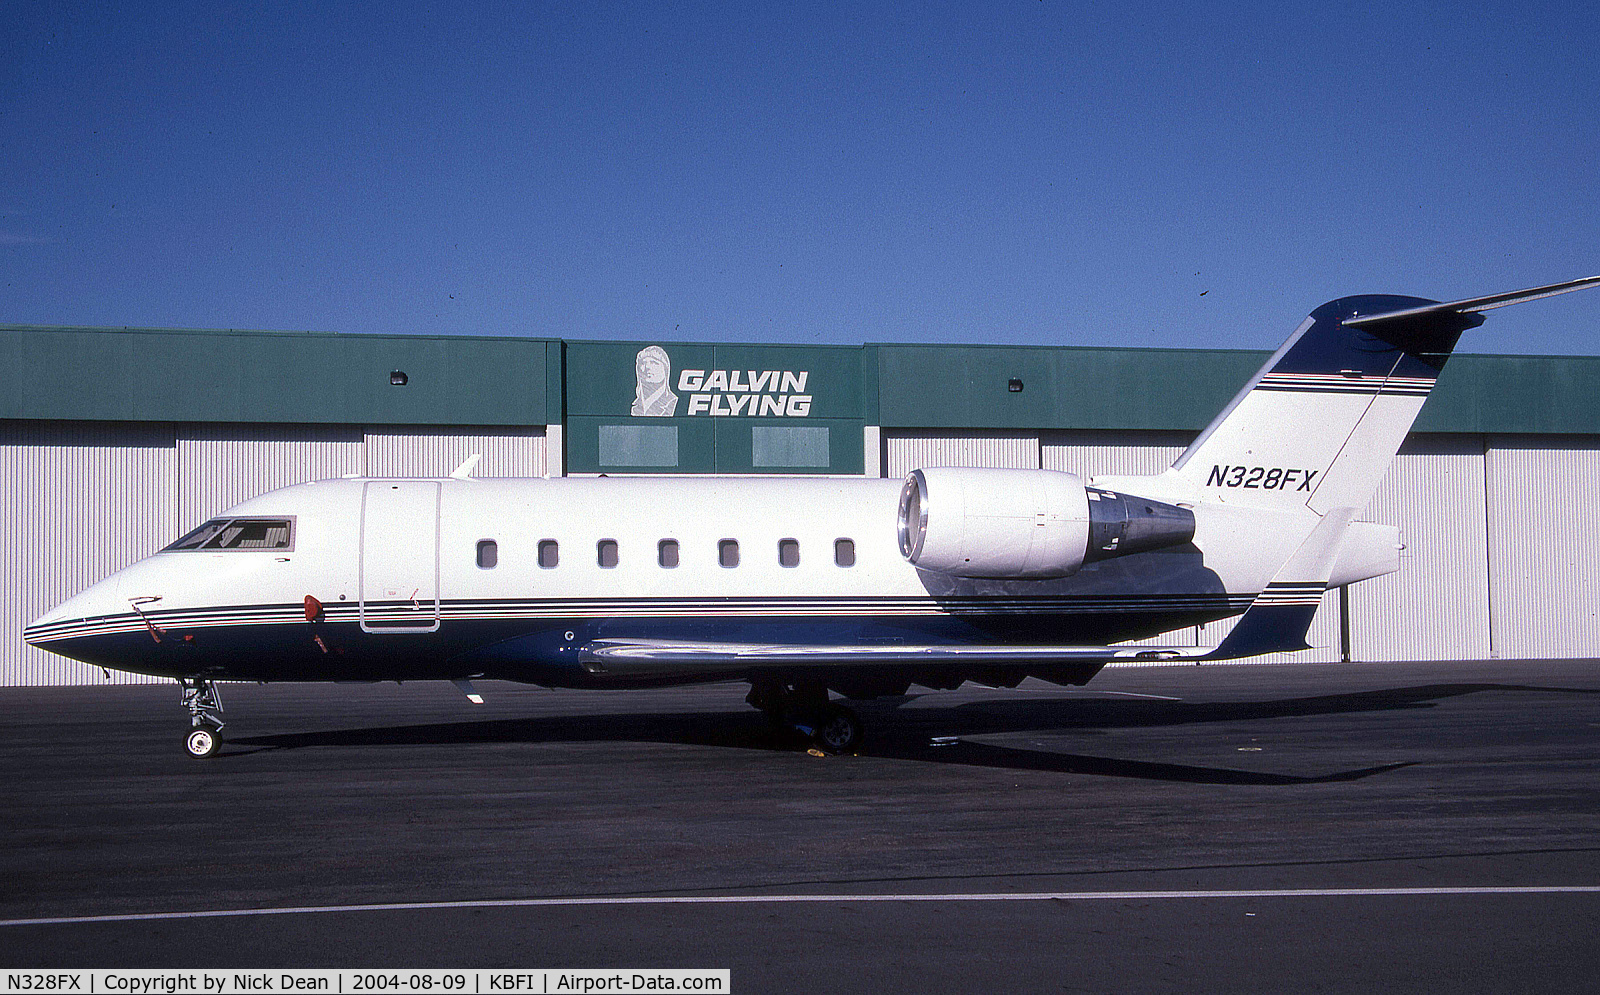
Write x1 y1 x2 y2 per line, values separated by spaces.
1171 294 1480 515
1167 277 1600 516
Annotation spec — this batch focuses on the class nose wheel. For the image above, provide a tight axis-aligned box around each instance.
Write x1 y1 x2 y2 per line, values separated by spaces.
179 678 225 758
185 724 223 758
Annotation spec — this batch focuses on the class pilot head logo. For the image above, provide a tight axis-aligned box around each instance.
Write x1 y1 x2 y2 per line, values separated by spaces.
631 345 678 417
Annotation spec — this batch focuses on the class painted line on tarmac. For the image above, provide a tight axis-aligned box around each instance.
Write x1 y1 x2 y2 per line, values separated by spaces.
5 886 1600 928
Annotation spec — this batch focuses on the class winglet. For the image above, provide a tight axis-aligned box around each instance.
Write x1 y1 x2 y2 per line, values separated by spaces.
1204 508 1357 660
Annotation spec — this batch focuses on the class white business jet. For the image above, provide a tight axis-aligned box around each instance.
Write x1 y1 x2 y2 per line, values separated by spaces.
25 276 1600 757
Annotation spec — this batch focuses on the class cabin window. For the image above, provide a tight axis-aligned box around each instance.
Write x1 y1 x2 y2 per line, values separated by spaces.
538 539 560 569
659 539 679 568
834 538 855 567
719 539 740 568
162 518 294 552
597 539 619 568
476 540 498 569
778 538 800 568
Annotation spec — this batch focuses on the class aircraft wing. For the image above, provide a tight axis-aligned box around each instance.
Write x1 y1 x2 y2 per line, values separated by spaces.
577 512 1362 678
576 637 1212 677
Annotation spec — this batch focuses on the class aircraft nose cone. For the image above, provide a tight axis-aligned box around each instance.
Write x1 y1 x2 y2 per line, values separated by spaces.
24 573 124 647
22 614 52 646
24 610 77 651
25 602 78 647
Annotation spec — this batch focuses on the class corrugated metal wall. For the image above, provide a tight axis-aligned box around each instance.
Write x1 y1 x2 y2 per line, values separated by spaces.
888 428 1192 478
175 425 546 526
1485 435 1600 658
179 424 367 525
884 430 1040 476
2 422 177 685
1042 430 1191 477
1349 436 1491 661
364 427 547 478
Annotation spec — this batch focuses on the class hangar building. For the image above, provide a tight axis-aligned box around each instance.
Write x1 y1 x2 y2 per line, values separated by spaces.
3 323 1596 685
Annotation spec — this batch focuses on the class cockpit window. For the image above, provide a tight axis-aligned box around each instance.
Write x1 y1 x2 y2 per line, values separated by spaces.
164 520 230 551
163 518 294 552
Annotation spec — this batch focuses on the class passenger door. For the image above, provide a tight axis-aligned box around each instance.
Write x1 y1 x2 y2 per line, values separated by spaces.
359 480 441 633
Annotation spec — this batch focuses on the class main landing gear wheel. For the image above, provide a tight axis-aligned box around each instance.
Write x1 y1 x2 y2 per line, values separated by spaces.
185 724 222 759
746 679 865 754
813 703 863 754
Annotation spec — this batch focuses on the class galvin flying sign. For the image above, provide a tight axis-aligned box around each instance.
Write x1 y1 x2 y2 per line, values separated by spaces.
630 346 812 418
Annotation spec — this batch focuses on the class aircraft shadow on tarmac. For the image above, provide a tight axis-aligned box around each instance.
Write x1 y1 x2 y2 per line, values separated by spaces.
228 681 1593 786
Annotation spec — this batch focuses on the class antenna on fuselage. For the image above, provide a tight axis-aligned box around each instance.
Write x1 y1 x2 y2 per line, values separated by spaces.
449 453 483 480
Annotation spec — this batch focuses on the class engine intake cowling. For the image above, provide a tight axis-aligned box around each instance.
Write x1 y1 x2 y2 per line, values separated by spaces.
898 467 1196 578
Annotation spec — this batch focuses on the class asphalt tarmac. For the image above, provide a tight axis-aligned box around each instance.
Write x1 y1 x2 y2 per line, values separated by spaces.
3 659 1599 993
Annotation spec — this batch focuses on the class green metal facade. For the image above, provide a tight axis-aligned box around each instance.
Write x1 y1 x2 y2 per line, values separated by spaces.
0 325 558 427
875 343 1262 431
5 324 1599 474
876 344 1600 435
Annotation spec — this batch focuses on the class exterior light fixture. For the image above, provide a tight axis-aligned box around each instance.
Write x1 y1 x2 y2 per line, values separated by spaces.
1007 378 1024 393
390 371 408 386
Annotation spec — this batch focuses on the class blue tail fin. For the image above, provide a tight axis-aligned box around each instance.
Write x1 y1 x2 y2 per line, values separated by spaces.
1170 277 1600 516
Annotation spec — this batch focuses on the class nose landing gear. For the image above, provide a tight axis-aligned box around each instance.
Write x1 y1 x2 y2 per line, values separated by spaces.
179 678 224 758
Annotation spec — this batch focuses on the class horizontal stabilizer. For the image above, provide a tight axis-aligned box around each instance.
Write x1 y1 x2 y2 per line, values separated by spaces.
1342 275 1600 329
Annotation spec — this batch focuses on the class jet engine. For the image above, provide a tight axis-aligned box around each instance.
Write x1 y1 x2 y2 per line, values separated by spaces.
897 467 1196 578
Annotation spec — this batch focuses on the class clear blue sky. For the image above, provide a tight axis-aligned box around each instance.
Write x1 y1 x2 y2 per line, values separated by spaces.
4 1 1597 355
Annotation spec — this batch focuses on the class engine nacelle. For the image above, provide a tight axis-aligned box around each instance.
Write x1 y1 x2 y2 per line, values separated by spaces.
898 467 1196 579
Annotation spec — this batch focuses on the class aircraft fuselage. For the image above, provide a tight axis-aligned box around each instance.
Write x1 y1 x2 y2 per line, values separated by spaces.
26 475 1255 688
